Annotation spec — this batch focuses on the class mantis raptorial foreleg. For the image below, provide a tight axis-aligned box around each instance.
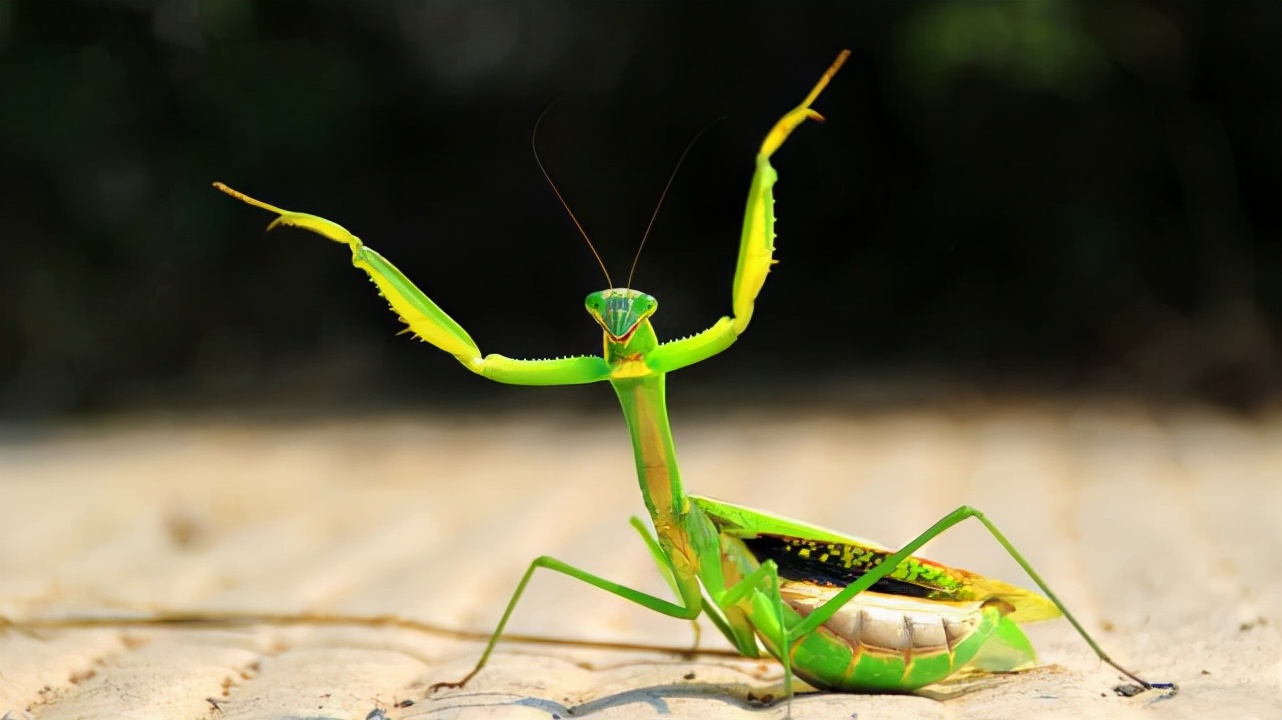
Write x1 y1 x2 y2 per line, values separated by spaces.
213 182 611 386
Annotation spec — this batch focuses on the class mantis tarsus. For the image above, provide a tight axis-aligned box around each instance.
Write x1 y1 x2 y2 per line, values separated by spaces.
215 50 1175 705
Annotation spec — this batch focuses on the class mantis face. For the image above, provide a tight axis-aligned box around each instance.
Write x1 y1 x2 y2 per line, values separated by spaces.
585 289 658 342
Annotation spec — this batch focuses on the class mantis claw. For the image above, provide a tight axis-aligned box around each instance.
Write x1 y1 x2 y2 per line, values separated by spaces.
1125 680 1178 698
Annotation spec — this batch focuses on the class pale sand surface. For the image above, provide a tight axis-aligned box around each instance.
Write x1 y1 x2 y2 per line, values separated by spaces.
1 402 1279 719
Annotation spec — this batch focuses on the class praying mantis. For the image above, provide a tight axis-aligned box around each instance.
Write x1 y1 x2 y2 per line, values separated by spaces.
215 50 1174 704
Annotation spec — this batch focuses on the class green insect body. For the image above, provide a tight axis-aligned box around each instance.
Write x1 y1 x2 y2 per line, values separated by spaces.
216 50 1173 702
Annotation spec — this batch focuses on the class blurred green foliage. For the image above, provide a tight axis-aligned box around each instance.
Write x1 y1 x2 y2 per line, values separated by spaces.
903 0 1109 98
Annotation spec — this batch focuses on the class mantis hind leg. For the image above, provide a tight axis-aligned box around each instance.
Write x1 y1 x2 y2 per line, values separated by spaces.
430 552 703 692
790 505 1177 694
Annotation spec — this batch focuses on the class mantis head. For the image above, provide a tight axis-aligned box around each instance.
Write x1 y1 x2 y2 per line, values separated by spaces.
586 289 657 342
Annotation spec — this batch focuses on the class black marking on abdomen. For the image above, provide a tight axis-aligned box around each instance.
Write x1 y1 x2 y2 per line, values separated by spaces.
743 535 935 599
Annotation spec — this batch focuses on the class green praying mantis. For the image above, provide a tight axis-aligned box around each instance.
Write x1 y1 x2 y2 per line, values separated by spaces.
215 50 1175 704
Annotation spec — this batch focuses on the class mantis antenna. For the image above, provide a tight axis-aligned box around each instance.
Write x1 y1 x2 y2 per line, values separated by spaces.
625 116 728 291
531 100 613 288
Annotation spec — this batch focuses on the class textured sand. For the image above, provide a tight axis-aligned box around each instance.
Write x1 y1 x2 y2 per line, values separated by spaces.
1 402 1279 719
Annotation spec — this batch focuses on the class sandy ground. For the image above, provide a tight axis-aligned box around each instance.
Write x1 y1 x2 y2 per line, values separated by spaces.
1 401 1279 720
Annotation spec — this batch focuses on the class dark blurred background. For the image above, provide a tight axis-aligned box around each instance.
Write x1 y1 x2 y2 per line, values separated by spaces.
0 0 1278 420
